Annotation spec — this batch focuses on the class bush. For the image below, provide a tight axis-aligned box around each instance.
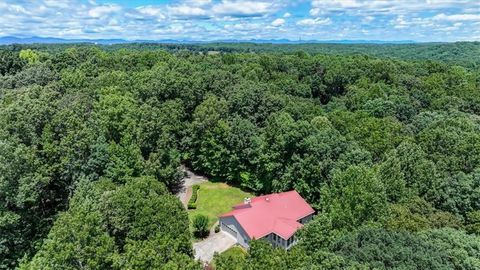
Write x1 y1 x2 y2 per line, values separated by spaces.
193 214 209 238
215 224 220 233
187 202 196 209
188 185 200 209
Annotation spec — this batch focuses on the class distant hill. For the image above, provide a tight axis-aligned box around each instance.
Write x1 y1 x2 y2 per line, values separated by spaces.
0 36 132 45
0 36 416 45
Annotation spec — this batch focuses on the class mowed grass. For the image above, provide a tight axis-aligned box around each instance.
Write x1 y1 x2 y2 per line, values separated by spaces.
212 246 247 269
221 246 247 257
188 182 253 228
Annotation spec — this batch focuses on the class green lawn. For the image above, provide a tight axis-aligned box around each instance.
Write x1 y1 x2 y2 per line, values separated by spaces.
221 246 247 257
188 182 253 229
212 246 247 268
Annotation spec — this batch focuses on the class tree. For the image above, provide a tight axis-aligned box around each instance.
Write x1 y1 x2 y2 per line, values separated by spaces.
19 49 40 65
188 95 231 178
320 165 387 230
0 49 25 75
23 177 198 269
331 228 476 270
21 180 117 270
384 197 461 232
298 215 341 252
379 141 438 202
192 214 209 238
465 211 480 234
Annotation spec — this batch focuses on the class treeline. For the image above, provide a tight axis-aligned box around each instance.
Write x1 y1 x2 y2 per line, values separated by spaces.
0 46 479 269
3 41 480 69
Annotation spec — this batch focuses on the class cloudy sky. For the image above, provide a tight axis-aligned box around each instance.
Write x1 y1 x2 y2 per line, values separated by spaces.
1 0 480 41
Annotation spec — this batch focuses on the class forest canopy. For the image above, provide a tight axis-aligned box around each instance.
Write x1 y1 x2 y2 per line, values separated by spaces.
1 43 480 269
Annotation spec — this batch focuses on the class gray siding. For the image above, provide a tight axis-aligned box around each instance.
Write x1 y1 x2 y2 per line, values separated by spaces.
262 233 297 250
220 213 315 250
298 213 314 224
219 216 251 248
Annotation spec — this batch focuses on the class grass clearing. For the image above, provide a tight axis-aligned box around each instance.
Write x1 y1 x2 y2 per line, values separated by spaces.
211 245 247 269
221 246 247 257
188 182 253 229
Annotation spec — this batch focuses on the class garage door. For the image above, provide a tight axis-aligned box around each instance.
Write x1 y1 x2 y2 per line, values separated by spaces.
221 222 237 238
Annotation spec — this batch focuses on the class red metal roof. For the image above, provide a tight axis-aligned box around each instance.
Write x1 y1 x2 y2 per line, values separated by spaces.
220 190 314 240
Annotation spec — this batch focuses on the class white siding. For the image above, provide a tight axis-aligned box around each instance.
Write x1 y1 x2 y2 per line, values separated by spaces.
219 216 251 248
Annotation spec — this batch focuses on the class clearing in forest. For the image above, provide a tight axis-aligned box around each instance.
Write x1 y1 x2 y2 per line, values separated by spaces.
188 182 253 229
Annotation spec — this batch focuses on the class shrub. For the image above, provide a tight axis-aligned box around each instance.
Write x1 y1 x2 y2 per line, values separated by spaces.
215 224 220 233
193 214 209 238
188 185 200 209
188 202 196 209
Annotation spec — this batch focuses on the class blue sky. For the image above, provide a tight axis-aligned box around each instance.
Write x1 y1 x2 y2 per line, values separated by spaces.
1 0 480 41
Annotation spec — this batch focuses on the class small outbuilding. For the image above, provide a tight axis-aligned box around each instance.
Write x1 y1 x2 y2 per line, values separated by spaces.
219 190 314 249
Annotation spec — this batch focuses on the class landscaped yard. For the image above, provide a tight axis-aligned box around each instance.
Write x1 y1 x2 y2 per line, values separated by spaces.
220 246 247 257
188 182 253 228
211 246 247 268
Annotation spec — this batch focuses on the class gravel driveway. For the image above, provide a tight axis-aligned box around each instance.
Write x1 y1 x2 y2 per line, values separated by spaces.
193 231 237 262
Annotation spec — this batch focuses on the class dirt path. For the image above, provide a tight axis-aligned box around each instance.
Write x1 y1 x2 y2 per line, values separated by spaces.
177 165 207 207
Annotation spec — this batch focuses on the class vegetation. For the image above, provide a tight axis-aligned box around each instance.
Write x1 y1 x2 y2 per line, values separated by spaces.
20 177 199 269
7 41 480 69
213 246 247 270
188 184 200 209
188 182 253 228
192 214 210 238
1 43 480 268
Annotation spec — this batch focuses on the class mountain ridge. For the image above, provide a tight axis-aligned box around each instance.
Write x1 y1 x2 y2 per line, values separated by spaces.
0 36 419 45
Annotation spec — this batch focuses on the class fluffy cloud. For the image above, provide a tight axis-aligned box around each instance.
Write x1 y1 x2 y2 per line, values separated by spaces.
433 13 480 21
168 5 209 18
136 6 165 19
0 0 478 42
297 17 332 26
212 1 276 17
271 18 285 27
311 0 480 14
185 0 212 6
88 5 122 18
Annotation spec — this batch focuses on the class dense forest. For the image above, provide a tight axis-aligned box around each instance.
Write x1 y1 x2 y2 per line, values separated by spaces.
1 43 480 269
5 41 480 69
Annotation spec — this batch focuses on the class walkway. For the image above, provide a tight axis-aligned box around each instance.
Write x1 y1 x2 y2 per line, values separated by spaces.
177 165 207 207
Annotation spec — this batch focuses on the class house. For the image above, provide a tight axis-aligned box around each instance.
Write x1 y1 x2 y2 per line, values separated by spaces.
219 190 315 249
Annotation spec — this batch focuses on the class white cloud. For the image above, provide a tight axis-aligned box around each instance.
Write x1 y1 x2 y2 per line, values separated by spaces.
212 1 275 17
224 23 261 31
271 18 285 27
136 6 165 19
0 0 478 42
310 8 320 16
310 0 480 15
363 16 375 23
168 5 208 18
88 4 121 18
433 13 480 21
297 17 332 26
185 0 212 6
